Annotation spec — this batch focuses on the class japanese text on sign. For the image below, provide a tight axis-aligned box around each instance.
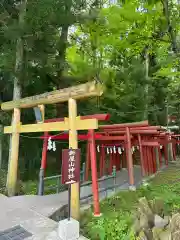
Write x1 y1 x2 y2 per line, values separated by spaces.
68 150 76 181
61 149 80 185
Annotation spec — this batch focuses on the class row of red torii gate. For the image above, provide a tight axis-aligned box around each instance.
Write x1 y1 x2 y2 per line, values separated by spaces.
39 113 179 216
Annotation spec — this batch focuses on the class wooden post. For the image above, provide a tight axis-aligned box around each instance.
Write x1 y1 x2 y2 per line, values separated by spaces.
155 146 160 170
158 146 162 167
138 134 145 177
100 144 105 177
168 142 174 162
142 147 146 174
68 98 80 220
6 108 21 196
109 152 113 175
125 127 135 190
85 142 90 181
146 146 150 175
102 144 105 176
38 131 48 195
119 151 122 171
172 141 176 161
89 129 101 216
152 147 157 173
164 140 169 166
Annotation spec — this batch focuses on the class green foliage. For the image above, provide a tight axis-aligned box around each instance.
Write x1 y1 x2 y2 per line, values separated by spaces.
88 214 133 240
82 209 134 240
0 169 7 194
67 0 180 125
0 0 180 179
0 169 24 195
81 167 180 240
22 180 38 195
1 2 180 239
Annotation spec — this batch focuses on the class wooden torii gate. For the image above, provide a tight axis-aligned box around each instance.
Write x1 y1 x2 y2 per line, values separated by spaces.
1 81 103 220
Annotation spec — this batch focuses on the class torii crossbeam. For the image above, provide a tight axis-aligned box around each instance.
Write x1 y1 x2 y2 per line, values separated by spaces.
1 81 103 221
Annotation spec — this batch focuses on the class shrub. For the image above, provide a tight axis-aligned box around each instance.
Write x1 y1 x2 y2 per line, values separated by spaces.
0 169 24 196
0 169 7 194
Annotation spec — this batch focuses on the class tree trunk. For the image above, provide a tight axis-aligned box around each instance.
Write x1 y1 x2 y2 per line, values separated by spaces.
155 147 159 170
6 0 27 192
56 24 69 118
166 100 174 161
163 0 178 53
143 48 149 120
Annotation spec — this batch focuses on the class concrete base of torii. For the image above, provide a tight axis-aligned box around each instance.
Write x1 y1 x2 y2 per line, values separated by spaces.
44 219 88 240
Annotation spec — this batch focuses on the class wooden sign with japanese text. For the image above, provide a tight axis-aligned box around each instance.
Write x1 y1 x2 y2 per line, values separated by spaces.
61 149 80 184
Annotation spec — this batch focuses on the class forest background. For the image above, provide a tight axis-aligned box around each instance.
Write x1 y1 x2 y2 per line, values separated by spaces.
0 0 180 181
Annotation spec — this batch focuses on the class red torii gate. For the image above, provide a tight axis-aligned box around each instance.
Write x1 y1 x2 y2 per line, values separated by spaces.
39 113 110 216
39 115 177 216
95 123 176 184
98 122 156 188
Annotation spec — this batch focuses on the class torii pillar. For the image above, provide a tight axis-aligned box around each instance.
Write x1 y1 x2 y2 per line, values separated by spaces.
1 81 103 220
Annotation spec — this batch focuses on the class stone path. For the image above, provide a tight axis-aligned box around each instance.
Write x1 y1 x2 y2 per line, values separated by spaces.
10 166 142 219
0 193 87 239
80 166 142 206
0 165 143 239
0 194 57 239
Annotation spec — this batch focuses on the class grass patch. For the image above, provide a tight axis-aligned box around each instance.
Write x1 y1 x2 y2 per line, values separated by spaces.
80 166 180 240
22 178 67 195
0 169 7 194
